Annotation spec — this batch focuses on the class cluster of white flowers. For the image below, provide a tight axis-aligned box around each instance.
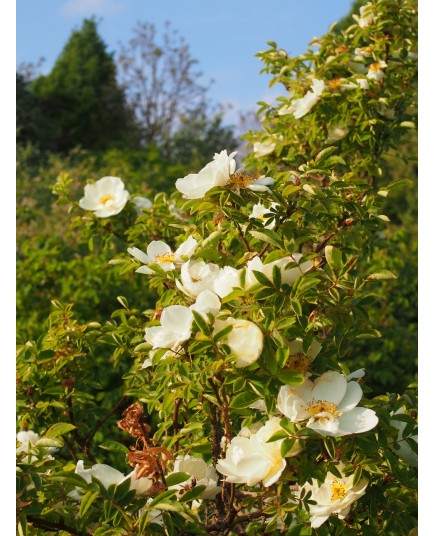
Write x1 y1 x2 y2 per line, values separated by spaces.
75 147 387 530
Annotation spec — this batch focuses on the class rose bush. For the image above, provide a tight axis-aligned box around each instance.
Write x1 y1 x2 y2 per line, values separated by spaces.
16 1 418 534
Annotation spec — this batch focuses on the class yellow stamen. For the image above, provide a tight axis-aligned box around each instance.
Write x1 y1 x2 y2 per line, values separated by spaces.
305 400 340 417
328 78 341 90
155 253 176 263
286 353 312 373
229 170 256 189
335 45 348 54
330 480 347 501
99 194 114 205
369 62 382 72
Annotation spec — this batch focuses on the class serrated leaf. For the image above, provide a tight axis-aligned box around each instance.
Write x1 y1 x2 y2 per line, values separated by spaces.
45 423 76 438
281 437 297 457
80 490 99 517
99 441 129 454
250 229 283 247
325 245 343 270
179 485 207 503
191 310 211 335
165 472 191 487
367 270 397 280
278 370 305 385
229 391 260 409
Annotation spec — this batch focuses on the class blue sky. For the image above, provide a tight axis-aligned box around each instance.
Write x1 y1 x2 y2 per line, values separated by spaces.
16 0 354 125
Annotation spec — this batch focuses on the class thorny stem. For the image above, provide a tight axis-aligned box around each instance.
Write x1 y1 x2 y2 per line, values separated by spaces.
234 220 251 252
27 516 89 536
83 395 128 458
205 511 265 534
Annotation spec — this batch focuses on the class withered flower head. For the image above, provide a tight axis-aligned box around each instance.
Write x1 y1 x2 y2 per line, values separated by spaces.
117 403 151 439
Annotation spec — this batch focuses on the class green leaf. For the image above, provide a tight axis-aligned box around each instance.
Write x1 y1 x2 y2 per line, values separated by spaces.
80 490 99 517
266 430 288 443
367 270 397 280
230 391 260 409
272 265 282 288
278 370 305 385
99 441 129 454
45 422 76 438
315 146 337 165
250 229 283 248
325 245 343 270
165 472 191 487
191 310 211 335
291 298 303 317
148 489 178 508
179 485 207 503
281 437 297 457
252 270 274 287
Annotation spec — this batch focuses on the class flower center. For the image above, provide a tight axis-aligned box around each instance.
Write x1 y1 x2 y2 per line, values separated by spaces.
328 78 341 90
369 62 382 72
99 194 114 205
305 400 340 417
155 253 176 263
335 45 348 54
286 353 312 373
229 170 256 189
330 480 347 501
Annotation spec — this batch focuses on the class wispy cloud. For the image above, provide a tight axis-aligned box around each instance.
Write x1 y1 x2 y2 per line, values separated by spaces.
61 0 125 17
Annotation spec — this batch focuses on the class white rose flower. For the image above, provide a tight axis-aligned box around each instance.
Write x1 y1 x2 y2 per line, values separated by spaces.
278 79 325 119
367 60 387 81
245 254 313 290
298 464 368 528
389 408 418 467
354 3 375 28
354 46 373 58
277 370 378 437
213 317 263 367
170 455 220 499
253 141 276 157
79 176 130 218
216 417 294 487
176 260 221 298
175 150 237 199
17 430 57 463
145 305 193 351
132 196 153 213
285 338 322 373
190 290 221 318
128 237 198 275
213 266 242 299
71 461 152 500
327 125 349 143
249 203 279 229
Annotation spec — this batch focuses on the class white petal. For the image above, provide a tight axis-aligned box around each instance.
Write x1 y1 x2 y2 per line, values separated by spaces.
346 368 365 381
161 305 193 333
128 247 151 264
136 265 155 275
175 236 198 260
312 371 348 404
337 407 379 435
338 381 363 412
147 241 172 260
191 290 221 317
